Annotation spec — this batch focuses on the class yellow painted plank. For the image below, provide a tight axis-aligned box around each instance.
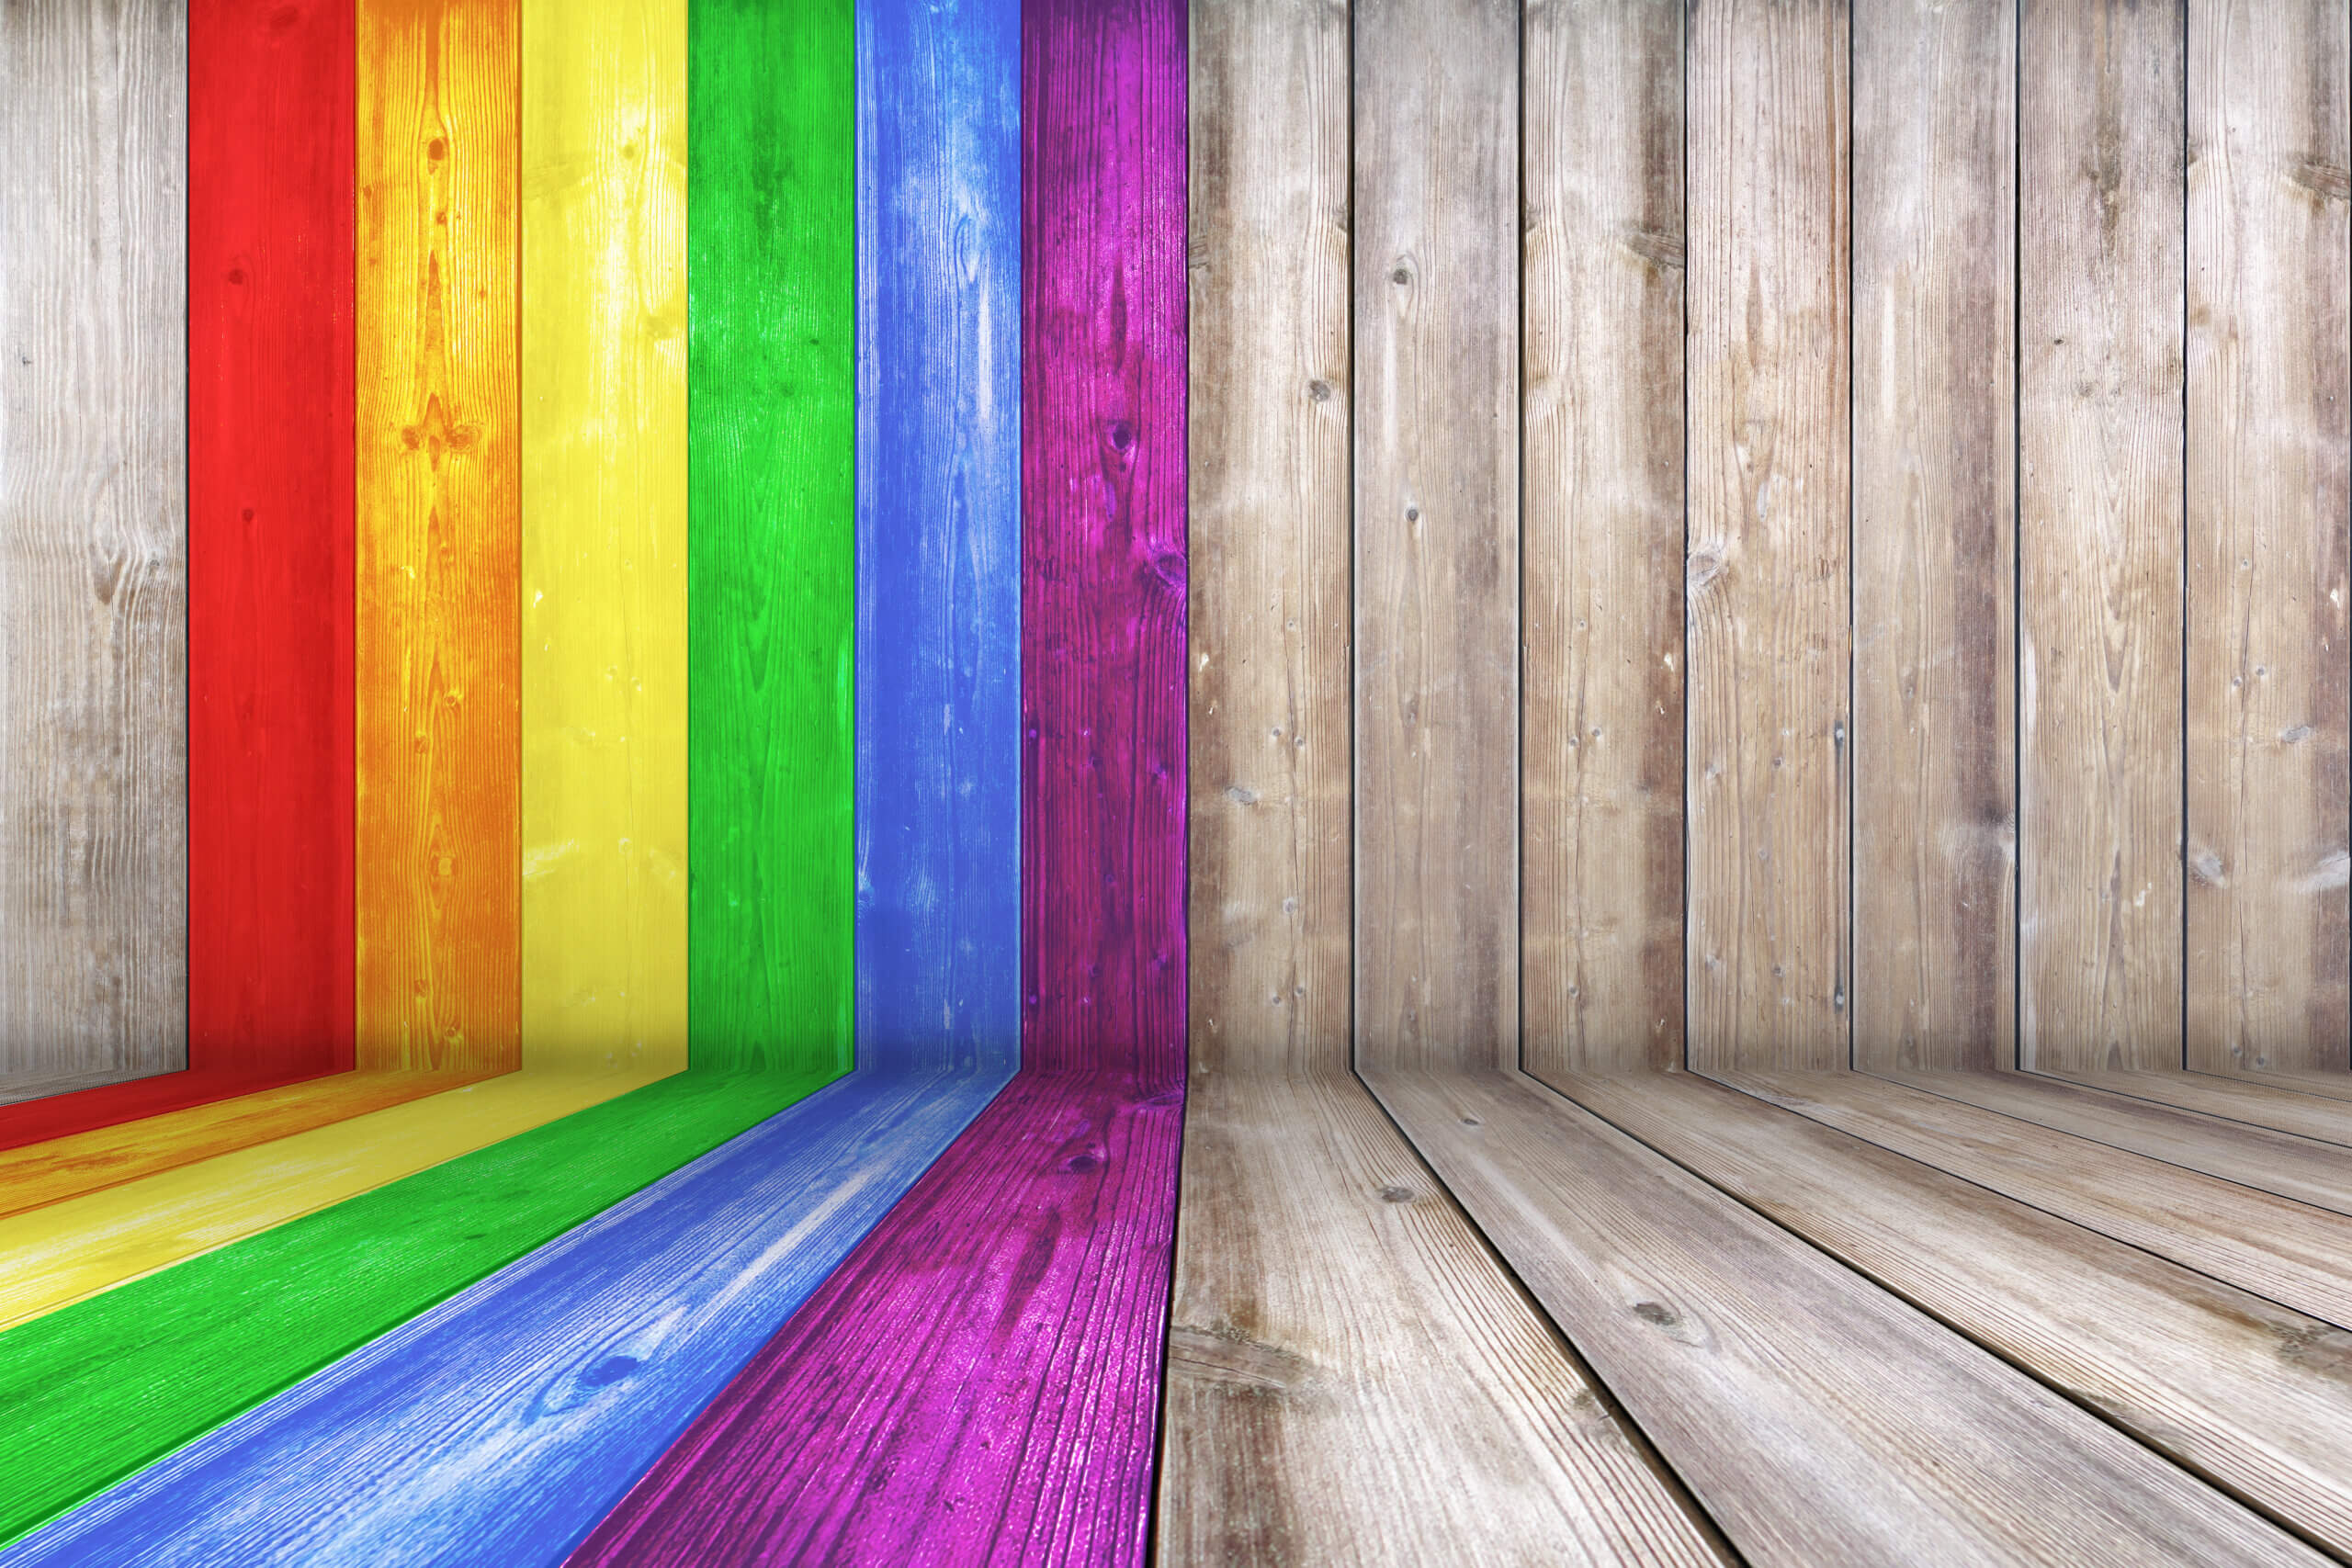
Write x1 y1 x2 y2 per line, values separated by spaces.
520 0 688 1064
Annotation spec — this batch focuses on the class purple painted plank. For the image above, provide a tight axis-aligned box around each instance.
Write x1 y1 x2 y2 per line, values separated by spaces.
559 4 1188 1562
562 1072 1182 1565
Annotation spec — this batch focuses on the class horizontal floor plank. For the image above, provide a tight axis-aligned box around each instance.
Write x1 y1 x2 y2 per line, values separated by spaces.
2030 1068 2352 1148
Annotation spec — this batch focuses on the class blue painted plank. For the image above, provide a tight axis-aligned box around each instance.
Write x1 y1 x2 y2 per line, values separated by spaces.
855 0 1022 1069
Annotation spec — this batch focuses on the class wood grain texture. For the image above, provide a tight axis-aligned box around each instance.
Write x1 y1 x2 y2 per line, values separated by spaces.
1684 0 1850 1070
0 0 187 1081
1521 0 1684 1075
1023 0 1189 1080
1850 0 2016 1072
356 0 522 1073
563 1071 1178 1568
2215 1066 2352 1104
1370 1070 2320 1566
2185 0 2352 1073
0 1065 989 1561
187 0 356 1078
1161 1070 1728 1568
2018 0 2185 1070
1351 0 1519 1072
2035 1066 2352 1145
1185 0 1351 1077
857 0 1023 1069
520 0 688 1066
1726 1069 2352 1331
1557 1068 2352 1557
688 0 856 1068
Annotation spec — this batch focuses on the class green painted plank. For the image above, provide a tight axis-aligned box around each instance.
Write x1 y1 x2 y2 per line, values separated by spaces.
688 0 857 1066
0 1066 830 1547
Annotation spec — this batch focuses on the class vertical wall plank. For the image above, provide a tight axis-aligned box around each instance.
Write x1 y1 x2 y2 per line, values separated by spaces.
2186 0 2351 1073
2018 0 2184 1072
520 0 689 1068
689 0 856 1071
356 0 521 1074
1187 0 1351 1077
187 0 355 1078
0 0 187 1081
1352 0 1520 1075
1851 0 2016 1073
1022 0 1190 1082
1521 0 1684 1077
857 0 1023 1071
1685 0 1850 1071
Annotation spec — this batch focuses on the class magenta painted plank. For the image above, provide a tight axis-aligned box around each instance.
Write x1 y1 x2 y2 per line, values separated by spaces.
559 2 1188 1562
561 1072 1182 1564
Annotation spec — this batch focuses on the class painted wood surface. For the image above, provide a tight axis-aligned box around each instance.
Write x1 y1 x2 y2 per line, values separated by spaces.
356 0 522 1073
857 0 1023 1067
2185 0 2351 1074
689 0 855 1068
1684 0 1850 1071
563 1071 1176 1567
1371 1071 2322 1566
1162 1070 1728 1567
520 0 689 1066
1729 1070 2352 1330
1850 0 2015 1072
1022 0 1189 1081
1561 1068 2352 1555
1521 0 1684 1076
0 0 187 1082
0 1065 998 1562
187 0 356 1080
1185 0 1349 1077
1351 0 1518 1074
2017 0 2185 1071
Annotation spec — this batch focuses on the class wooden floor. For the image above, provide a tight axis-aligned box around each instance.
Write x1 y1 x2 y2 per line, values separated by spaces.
1165 1063 2352 1566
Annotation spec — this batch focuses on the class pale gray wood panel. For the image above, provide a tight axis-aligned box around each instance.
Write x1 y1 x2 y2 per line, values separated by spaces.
0 0 188 1082
1351 0 1519 1074
1850 0 2016 1072
1521 0 1685 1075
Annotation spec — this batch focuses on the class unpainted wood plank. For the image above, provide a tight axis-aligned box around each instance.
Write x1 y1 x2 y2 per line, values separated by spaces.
2017 0 2186 1070
2032 1066 2352 1146
2237 1068 2352 1104
1879 1066 2352 1219
0 1070 153 1111
2185 0 2352 1073
1351 0 1520 1073
1187 0 1351 1077
356 0 522 1073
1850 0 2016 1071
0 0 187 1082
1725 1069 2352 1330
1521 0 1685 1075
1370 1070 2320 1566
519 0 689 1066
1557 1067 2352 1558
1160 1071 1727 1567
1684 0 1851 1069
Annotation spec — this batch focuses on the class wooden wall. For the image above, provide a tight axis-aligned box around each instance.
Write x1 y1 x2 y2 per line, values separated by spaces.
1189 0 2350 1077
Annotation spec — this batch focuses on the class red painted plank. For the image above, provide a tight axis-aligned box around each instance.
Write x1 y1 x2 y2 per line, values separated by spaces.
0 0 356 1152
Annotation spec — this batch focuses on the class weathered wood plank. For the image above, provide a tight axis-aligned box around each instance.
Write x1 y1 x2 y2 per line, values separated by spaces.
1521 0 1685 1075
0 0 187 1082
2185 0 2352 1073
520 0 688 1066
2034 1066 2352 1146
1186 0 1351 1077
1726 1069 2352 1330
356 0 521 1073
1684 0 1850 1070
2017 0 2185 1070
1850 0 2016 1071
688 0 856 1068
1161 1071 1729 1567
1559 1068 2352 1557
1371 1070 2320 1566
857 0 1023 1068
1352 0 1519 1072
